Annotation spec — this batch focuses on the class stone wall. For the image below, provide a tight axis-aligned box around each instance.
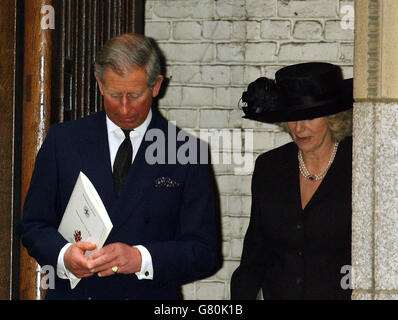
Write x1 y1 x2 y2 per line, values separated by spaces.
144 0 354 300
352 0 398 300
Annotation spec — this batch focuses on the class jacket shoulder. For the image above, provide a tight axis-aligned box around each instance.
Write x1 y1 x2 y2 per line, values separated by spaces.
47 112 105 143
255 141 296 168
52 111 103 130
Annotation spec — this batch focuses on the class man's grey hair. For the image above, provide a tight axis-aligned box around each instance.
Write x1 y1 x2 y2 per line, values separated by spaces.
94 33 161 88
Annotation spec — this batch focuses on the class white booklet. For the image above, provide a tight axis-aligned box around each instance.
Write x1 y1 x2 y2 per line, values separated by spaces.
58 171 113 289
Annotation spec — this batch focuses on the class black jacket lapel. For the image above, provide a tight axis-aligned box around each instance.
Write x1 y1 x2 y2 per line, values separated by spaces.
302 137 352 210
278 143 302 214
108 111 167 234
77 111 116 214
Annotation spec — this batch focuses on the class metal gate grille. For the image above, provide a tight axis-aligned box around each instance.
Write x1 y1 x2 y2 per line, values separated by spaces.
51 0 144 123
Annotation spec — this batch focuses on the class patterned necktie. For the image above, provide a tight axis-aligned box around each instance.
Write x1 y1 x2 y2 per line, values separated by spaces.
113 129 132 196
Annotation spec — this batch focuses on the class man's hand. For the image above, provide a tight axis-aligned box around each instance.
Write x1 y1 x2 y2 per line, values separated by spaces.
64 241 97 278
87 242 142 277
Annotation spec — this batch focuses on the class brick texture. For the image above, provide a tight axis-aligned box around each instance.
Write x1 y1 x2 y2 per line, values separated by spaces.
145 0 354 300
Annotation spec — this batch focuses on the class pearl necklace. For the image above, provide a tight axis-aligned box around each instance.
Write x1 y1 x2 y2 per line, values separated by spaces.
298 142 339 181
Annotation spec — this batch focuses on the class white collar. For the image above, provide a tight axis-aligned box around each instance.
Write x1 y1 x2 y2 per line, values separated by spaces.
106 108 152 138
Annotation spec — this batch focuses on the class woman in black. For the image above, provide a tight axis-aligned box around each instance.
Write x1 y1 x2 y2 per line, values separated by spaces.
231 62 353 300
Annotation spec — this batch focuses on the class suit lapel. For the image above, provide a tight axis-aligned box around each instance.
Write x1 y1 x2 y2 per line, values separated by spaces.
275 141 342 214
108 111 167 234
302 138 352 211
77 110 178 237
278 144 302 214
77 111 116 214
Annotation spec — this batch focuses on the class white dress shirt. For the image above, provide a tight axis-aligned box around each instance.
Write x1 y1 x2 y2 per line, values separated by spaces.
57 109 154 284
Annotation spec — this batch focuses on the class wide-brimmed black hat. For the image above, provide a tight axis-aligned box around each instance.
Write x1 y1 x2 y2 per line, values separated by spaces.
240 62 353 123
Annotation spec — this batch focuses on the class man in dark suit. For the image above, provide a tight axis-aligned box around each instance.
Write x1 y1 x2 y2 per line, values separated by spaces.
18 33 219 300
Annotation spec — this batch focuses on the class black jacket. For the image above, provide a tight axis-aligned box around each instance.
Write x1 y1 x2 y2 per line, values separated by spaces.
231 137 352 300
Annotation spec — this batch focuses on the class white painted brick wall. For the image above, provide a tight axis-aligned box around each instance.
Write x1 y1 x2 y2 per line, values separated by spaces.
145 0 354 300
293 21 323 40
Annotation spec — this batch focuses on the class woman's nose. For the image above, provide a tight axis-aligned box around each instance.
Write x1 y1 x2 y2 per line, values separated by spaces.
295 121 305 133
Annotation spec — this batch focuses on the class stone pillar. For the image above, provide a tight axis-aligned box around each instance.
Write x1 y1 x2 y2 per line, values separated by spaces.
352 0 398 299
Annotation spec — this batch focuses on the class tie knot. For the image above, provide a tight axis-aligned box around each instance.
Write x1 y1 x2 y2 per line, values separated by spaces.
121 129 132 139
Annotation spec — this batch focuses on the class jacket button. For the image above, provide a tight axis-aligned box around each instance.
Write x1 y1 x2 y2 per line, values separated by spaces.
297 250 303 256
296 277 304 285
144 217 150 224
296 223 303 230
145 271 149 277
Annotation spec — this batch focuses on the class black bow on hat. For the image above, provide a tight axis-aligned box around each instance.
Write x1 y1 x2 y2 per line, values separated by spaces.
241 62 353 123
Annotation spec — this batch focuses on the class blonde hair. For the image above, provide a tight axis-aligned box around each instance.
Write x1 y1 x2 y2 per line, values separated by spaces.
278 109 353 142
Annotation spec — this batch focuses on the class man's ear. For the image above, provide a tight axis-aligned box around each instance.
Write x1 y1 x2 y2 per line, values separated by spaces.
151 75 164 98
94 72 104 95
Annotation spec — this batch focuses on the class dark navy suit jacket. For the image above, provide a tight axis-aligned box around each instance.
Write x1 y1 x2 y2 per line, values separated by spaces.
18 109 219 300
